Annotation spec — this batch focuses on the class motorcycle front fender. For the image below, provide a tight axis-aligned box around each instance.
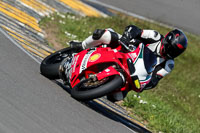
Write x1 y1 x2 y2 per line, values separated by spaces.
96 66 121 81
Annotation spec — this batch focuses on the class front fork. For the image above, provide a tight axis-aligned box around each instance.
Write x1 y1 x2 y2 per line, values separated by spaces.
59 56 74 84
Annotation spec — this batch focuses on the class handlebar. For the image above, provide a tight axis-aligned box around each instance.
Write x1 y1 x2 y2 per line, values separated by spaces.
118 40 133 52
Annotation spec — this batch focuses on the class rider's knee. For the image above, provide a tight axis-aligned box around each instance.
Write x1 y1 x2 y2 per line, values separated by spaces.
92 29 119 47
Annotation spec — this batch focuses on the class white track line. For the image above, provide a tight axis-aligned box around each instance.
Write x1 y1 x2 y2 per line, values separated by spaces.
0 27 41 64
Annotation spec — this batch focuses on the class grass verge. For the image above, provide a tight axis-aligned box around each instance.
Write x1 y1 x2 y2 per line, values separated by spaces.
39 12 200 132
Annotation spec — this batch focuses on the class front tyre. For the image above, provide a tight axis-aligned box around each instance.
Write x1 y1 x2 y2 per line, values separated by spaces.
40 47 73 79
71 75 123 101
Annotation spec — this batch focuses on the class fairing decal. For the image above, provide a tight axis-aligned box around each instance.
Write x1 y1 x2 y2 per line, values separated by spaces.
128 43 144 64
79 50 95 74
89 53 101 62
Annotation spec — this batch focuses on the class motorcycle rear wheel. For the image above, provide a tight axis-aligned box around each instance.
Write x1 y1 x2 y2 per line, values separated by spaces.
40 47 73 79
71 75 123 101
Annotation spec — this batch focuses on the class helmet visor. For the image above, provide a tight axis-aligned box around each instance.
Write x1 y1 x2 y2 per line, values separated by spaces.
163 34 184 59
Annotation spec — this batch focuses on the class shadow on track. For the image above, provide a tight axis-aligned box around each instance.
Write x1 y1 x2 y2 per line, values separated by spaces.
53 80 151 133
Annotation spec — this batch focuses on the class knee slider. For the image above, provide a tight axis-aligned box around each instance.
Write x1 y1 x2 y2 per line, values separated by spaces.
92 29 106 40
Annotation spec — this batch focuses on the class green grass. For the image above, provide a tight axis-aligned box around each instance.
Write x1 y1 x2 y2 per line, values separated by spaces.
39 12 200 132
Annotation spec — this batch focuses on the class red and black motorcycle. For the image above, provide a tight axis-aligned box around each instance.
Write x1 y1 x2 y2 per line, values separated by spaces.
40 42 157 101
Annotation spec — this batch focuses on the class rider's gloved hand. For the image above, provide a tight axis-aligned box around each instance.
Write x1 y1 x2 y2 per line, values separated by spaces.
143 74 162 90
119 25 142 51
122 25 142 39
69 41 83 52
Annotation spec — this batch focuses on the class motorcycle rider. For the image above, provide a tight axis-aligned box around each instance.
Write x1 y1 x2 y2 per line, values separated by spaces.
69 25 188 101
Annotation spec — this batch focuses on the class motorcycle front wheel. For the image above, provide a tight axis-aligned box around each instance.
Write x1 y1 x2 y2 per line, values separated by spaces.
40 47 74 79
71 75 123 101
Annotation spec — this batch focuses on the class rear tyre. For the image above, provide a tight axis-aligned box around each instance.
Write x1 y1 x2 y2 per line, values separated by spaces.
71 75 123 101
40 47 74 79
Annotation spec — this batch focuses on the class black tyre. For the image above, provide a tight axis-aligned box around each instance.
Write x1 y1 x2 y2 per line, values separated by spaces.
40 47 73 79
71 75 123 101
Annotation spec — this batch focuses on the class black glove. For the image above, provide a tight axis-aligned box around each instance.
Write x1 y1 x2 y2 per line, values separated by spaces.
120 25 142 42
69 41 83 52
119 25 142 51
143 74 162 90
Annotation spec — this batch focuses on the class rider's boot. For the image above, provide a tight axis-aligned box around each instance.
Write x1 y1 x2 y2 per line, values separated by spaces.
107 91 128 102
70 41 83 52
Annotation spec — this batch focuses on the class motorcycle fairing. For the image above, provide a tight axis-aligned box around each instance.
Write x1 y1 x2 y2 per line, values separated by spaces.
96 66 121 81
69 43 157 90
70 48 122 87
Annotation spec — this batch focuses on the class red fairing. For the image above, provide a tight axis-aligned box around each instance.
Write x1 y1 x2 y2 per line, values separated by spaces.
70 48 123 87
86 48 120 68
69 44 151 92
96 66 120 80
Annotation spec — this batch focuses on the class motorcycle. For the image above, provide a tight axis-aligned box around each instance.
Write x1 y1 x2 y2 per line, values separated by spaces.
40 42 157 101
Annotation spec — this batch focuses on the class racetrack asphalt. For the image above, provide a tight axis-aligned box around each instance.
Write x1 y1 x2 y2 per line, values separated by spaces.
94 0 200 35
0 29 136 133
